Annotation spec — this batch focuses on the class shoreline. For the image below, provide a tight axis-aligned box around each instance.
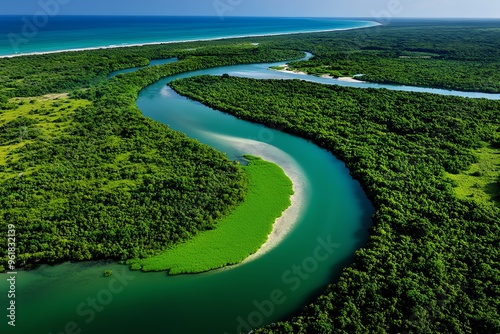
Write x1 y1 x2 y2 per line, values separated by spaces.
0 22 380 59
273 64 308 75
207 133 308 265
335 76 367 83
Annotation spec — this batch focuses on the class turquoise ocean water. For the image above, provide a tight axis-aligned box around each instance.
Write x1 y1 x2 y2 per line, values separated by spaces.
0 16 376 56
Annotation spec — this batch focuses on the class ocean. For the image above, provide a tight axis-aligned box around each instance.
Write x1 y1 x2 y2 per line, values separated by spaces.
0 16 376 57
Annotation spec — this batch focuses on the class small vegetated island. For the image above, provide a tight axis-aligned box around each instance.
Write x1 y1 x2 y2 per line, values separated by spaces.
0 20 499 333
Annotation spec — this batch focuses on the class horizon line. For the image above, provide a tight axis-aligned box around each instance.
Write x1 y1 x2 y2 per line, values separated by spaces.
0 14 499 19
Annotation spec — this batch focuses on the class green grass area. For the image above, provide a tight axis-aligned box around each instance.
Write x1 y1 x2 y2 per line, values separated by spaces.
129 155 293 274
269 65 286 70
447 142 500 207
0 94 90 179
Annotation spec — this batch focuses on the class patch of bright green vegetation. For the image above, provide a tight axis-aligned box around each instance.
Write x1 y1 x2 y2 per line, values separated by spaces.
447 142 500 207
269 65 286 70
130 155 293 274
0 94 90 179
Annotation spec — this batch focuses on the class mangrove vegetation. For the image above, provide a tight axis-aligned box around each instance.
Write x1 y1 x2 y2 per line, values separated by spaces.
169 74 500 333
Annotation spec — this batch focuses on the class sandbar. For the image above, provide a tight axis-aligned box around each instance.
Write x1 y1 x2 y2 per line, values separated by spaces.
207 133 308 264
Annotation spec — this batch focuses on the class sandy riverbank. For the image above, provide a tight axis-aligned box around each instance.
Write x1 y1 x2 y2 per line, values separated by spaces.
272 67 366 83
0 23 380 59
273 64 308 75
207 133 308 264
336 76 366 83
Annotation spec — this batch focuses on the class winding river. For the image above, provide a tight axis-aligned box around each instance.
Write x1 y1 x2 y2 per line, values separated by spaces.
3 53 500 334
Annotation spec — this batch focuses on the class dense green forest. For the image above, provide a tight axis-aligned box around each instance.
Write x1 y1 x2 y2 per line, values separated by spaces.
170 75 500 333
259 20 500 93
0 43 302 267
0 42 298 99
1 20 499 333
2 20 498 101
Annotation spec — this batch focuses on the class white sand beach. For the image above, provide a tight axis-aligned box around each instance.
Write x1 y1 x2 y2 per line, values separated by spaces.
337 76 366 83
0 23 380 59
272 67 366 83
273 64 308 75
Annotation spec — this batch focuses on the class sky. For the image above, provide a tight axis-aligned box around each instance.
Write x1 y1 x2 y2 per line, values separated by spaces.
1 0 499 18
